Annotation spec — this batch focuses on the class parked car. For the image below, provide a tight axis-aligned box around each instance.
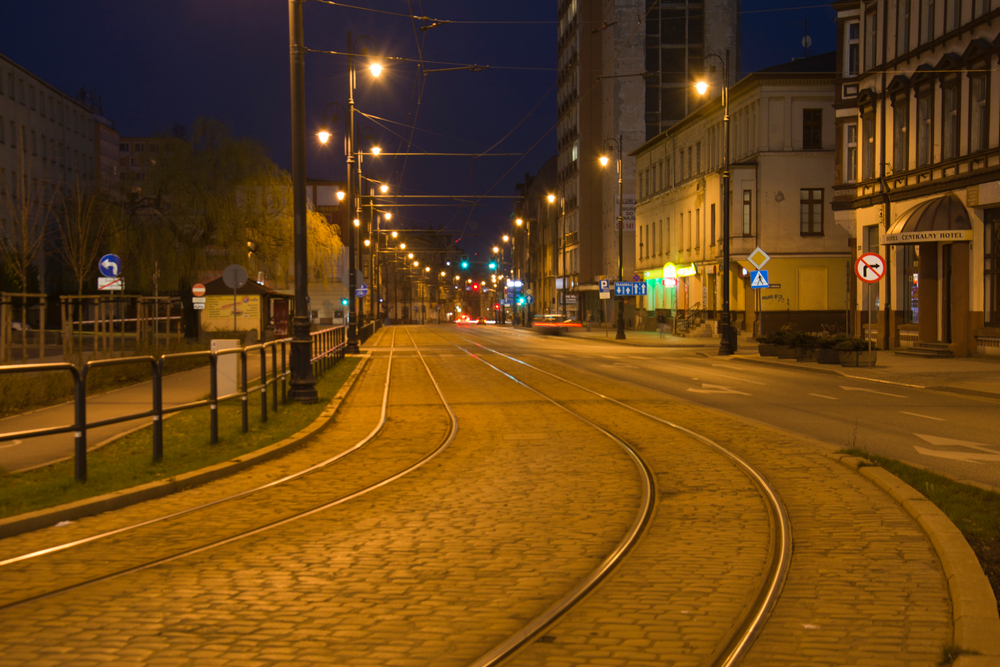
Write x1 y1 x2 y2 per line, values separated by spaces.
10 322 31 332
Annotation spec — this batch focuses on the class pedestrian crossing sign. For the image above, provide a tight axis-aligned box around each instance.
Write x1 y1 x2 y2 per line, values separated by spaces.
750 270 769 288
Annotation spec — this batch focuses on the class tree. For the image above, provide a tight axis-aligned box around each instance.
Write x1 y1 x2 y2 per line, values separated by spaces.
54 176 110 296
0 150 55 294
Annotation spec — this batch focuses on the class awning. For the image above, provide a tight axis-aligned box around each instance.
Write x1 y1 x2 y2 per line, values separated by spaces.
883 193 973 244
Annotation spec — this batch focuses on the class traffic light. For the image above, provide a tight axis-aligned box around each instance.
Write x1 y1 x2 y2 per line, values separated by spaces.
460 254 470 270
340 297 349 306
488 261 497 271
472 283 479 291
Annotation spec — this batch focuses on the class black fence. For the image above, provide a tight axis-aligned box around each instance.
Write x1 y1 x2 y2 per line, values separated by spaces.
0 326 347 483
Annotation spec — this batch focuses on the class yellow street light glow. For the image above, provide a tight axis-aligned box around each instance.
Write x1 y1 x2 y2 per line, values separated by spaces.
599 155 610 167
385 212 392 220
353 218 360 227
336 191 346 201
317 130 331 144
370 62 383 77
425 266 431 272
408 252 414 259
547 194 556 203
400 242 406 249
440 271 446 276
413 260 419 267
391 230 398 238
515 218 523 226
380 184 388 194
492 246 499 253
371 146 381 156
695 80 709 95
364 239 371 247
503 234 509 243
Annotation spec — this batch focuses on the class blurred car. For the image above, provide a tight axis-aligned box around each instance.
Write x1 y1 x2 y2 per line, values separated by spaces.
455 315 471 325
476 317 486 325
532 314 582 335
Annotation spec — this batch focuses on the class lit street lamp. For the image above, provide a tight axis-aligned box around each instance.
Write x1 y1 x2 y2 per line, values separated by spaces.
600 136 626 340
696 50 737 355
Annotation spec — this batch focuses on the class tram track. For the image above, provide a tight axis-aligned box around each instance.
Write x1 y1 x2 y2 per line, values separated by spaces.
439 328 791 667
1 325 789 667
0 327 457 609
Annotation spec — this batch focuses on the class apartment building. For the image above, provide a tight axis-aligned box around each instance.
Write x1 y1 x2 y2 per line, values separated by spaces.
633 52 850 334
832 0 1000 356
555 0 738 324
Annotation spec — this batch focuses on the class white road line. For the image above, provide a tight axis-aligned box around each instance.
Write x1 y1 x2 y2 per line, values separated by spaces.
809 393 837 400
839 386 908 398
900 411 944 421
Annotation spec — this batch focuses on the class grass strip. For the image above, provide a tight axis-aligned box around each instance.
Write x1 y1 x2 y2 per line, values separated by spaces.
0 357 360 519
841 448 1000 612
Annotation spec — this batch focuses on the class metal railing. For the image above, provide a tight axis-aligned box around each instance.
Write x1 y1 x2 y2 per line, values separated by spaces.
0 326 348 483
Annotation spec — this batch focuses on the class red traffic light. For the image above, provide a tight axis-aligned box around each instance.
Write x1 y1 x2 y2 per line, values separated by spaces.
472 283 479 291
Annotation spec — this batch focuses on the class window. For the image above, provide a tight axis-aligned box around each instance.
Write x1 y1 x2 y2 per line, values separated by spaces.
800 189 824 235
945 0 961 32
710 204 716 245
969 72 988 153
18 79 24 104
31 131 36 155
9 121 15 147
742 190 752 235
803 109 823 149
865 10 878 69
134 142 145 152
903 245 920 323
665 217 670 252
892 95 909 171
696 142 701 173
687 147 692 178
916 87 933 166
41 134 46 160
652 222 656 258
695 209 701 249
845 123 859 182
6 73 12 98
0 117 3 144
846 21 860 76
862 111 875 179
897 0 911 56
686 211 691 249
120 142 129 152
571 141 578 161
29 85 35 110
987 208 1000 325
942 83 959 160
973 0 990 18
919 0 935 44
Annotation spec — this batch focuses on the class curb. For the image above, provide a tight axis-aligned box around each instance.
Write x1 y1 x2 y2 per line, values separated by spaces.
829 453 1000 665
0 354 371 540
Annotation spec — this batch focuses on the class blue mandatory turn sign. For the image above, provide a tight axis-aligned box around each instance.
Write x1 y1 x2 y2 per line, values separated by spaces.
750 270 769 289
99 254 122 278
614 281 647 296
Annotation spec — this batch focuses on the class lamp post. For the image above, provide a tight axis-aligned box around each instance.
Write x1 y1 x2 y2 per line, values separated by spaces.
287 0 317 402
600 136 626 340
696 50 736 355
345 31 381 353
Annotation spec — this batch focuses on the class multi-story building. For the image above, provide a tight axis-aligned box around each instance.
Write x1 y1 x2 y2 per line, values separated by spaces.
633 52 849 335
556 0 739 324
118 137 165 192
513 155 558 320
0 55 100 291
93 115 119 192
832 0 1000 357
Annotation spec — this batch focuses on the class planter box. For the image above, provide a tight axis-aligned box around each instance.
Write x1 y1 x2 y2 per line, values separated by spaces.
758 343 779 357
839 350 877 367
815 348 840 364
795 347 816 362
775 345 796 359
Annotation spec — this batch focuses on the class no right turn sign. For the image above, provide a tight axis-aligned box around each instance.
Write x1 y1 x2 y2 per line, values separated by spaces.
855 252 886 283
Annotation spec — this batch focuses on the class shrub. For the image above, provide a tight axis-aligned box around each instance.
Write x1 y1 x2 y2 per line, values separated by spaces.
788 331 819 349
815 334 848 349
834 337 880 352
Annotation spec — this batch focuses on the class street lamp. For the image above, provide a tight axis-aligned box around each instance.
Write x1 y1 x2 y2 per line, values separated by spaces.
345 31 382 354
547 194 567 320
696 50 736 355
600 135 626 340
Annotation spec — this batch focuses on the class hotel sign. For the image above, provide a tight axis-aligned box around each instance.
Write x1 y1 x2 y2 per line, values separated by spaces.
883 229 974 244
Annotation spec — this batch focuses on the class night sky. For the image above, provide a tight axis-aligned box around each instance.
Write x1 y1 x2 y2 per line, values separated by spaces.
1 1 835 259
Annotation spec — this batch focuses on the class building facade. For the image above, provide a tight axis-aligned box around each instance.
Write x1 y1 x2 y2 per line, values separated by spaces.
556 0 739 324
832 0 1000 356
634 53 850 335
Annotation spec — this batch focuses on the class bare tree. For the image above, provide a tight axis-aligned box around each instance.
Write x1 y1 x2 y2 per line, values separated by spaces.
54 176 110 296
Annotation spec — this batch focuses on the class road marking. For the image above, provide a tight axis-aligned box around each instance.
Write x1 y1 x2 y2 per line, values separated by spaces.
0 440 23 450
809 393 837 400
900 411 944 421
839 386 907 398
702 369 766 385
913 433 1000 462
687 383 750 396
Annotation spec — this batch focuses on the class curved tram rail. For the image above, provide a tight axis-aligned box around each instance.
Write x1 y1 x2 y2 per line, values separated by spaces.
443 329 792 667
0 327 458 607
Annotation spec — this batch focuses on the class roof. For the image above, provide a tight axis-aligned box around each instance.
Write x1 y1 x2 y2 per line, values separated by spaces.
755 51 837 75
885 194 974 244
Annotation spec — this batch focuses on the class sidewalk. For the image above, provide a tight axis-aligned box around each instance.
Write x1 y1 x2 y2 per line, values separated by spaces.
561 325 1000 399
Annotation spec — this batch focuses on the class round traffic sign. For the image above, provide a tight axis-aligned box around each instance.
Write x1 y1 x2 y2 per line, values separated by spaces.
855 252 886 283
191 283 206 297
